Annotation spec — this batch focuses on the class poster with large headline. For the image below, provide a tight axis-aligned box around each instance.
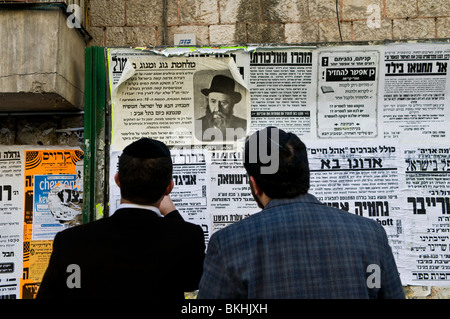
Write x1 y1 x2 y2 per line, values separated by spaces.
0 146 83 299
110 54 250 150
306 140 409 282
379 43 450 143
109 148 212 245
401 144 450 285
0 146 24 299
32 174 80 240
22 148 83 299
247 48 317 139
316 48 379 138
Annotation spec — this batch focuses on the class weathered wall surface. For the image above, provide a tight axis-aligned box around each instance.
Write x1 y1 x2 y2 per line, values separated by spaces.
87 0 450 47
2 0 448 300
85 0 450 299
0 7 85 148
0 115 84 148
6 1 444 149
0 9 85 112
88 0 450 299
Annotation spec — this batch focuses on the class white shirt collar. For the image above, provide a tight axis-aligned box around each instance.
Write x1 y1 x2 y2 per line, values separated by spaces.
116 203 163 217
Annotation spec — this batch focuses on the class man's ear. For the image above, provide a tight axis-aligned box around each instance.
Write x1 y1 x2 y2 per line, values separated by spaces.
249 176 262 195
164 179 174 195
114 172 120 187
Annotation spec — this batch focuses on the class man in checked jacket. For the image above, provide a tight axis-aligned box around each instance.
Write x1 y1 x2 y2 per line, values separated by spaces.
198 127 405 299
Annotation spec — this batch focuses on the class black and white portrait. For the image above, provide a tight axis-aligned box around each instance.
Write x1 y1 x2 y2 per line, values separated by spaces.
194 71 248 142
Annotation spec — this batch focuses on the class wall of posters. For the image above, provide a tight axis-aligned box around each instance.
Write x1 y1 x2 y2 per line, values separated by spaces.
21 148 83 299
0 146 84 299
0 146 83 299
307 140 409 282
107 43 450 287
2 42 449 299
0 147 24 299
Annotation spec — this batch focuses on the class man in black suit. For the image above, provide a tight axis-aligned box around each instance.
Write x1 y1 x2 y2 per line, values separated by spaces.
37 138 205 299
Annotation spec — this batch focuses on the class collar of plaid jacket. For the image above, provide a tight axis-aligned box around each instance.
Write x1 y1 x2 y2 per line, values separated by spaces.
263 192 323 210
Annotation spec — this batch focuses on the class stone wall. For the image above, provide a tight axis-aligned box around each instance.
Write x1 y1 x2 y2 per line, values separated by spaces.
87 0 450 47
84 0 450 299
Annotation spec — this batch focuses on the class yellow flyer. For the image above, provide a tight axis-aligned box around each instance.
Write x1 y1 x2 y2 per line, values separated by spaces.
21 149 83 299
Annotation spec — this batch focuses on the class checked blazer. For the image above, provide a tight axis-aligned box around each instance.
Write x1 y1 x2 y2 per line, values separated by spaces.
197 193 405 299
37 209 205 299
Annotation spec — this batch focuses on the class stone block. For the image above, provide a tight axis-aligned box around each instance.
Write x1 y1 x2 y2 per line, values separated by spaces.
436 17 450 38
418 0 450 16
308 0 337 21
352 19 393 41
209 24 236 45
386 0 417 18
180 0 219 25
89 0 125 26
261 0 308 23
126 0 163 26
246 23 284 44
285 22 319 43
342 0 382 21
220 0 261 23
318 20 351 42
87 27 106 47
105 26 158 47
393 18 435 39
166 0 180 25
234 22 247 44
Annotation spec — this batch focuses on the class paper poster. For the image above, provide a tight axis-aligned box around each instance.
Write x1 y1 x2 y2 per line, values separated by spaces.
307 140 407 271
106 44 450 287
21 148 83 299
247 48 317 138
110 55 250 150
379 43 450 143
208 149 259 234
401 144 450 286
0 147 24 299
32 174 81 240
171 149 211 245
317 48 379 138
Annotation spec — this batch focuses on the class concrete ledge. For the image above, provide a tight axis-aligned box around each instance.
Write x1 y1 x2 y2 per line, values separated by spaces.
0 6 86 111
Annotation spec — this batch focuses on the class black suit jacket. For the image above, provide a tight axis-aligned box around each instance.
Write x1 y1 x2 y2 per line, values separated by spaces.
36 209 205 299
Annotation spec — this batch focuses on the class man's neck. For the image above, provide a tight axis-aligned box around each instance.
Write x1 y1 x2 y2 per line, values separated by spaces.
117 201 163 217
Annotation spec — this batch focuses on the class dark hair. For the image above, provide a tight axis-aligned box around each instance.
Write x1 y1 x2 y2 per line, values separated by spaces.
118 153 173 205
244 127 310 199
